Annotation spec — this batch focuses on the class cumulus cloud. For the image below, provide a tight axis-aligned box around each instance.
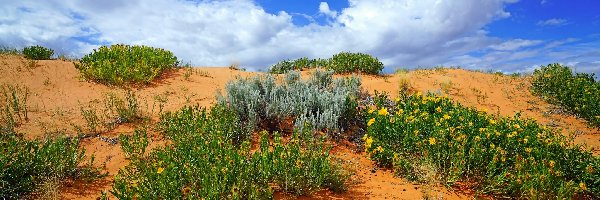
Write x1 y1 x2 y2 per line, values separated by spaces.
3 0 592 75
537 18 568 26
319 2 338 18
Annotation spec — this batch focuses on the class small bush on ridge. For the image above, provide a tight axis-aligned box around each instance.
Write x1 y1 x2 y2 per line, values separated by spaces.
22 45 54 60
531 63 600 127
75 44 179 86
269 52 384 75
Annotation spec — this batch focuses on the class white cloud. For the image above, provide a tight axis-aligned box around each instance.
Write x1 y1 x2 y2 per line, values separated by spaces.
0 0 559 72
489 39 543 51
319 2 338 18
537 18 568 26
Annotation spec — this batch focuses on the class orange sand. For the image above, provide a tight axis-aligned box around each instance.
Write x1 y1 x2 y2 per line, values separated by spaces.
1 55 597 199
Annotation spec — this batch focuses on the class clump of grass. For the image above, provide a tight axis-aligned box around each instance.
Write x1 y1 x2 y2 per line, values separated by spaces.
75 44 179 86
0 84 29 134
363 92 600 198
111 105 348 199
0 47 20 56
22 45 54 60
79 90 147 135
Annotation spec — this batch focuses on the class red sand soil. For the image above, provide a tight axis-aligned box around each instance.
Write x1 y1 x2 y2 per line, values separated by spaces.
1 55 598 199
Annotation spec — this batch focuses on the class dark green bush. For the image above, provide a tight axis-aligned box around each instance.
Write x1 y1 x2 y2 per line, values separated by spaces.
531 63 600 127
75 44 179 86
0 133 100 198
22 45 53 60
269 52 384 75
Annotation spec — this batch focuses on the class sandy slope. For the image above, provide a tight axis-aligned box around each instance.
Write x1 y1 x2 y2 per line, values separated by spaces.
1 55 598 199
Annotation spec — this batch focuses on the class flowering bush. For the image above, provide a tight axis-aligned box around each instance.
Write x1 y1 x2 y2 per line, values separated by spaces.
363 92 599 198
531 63 600 127
111 105 348 199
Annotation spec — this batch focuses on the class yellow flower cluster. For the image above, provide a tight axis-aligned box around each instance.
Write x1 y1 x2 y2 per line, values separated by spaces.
378 108 389 116
368 118 376 126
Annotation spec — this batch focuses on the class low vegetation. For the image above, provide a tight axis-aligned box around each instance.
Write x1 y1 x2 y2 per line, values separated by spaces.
75 44 179 86
531 63 600 127
269 52 384 75
1 85 100 198
111 105 348 198
22 45 54 60
363 92 599 198
218 70 363 139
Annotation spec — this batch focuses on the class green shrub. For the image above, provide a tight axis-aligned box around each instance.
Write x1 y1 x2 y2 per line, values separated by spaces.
531 63 600 127
328 52 383 75
362 92 599 198
218 70 362 136
22 45 53 60
269 52 383 75
112 105 348 199
75 44 179 86
0 133 101 198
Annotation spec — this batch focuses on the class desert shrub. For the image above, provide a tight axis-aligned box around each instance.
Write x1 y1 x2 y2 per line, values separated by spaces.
531 63 600 127
328 52 383 75
362 92 599 198
112 105 348 199
0 133 100 198
22 45 53 60
75 44 179 85
217 70 362 136
269 52 383 75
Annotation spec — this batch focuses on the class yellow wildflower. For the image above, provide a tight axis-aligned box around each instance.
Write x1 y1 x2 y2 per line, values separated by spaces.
367 118 376 126
525 148 532 153
580 182 587 190
416 91 423 97
513 124 521 129
479 128 487 132
157 167 165 174
549 160 555 168
428 137 436 145
375 146 384 153
368 107 375 114
396 109 404 115
443 114 451 120
490 143 495 149
523 138 528 144
389 117 396 123
395 97 401 103
378 108 389 116
365 137 373 149
393 153 399 160
362 134 368 141
295 159 303 168
435 107 442 112
586 165 595 173
474 136 481 142
489 119 496 125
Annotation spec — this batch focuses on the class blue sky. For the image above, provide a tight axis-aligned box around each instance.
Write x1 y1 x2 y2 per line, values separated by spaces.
1 0 599 75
